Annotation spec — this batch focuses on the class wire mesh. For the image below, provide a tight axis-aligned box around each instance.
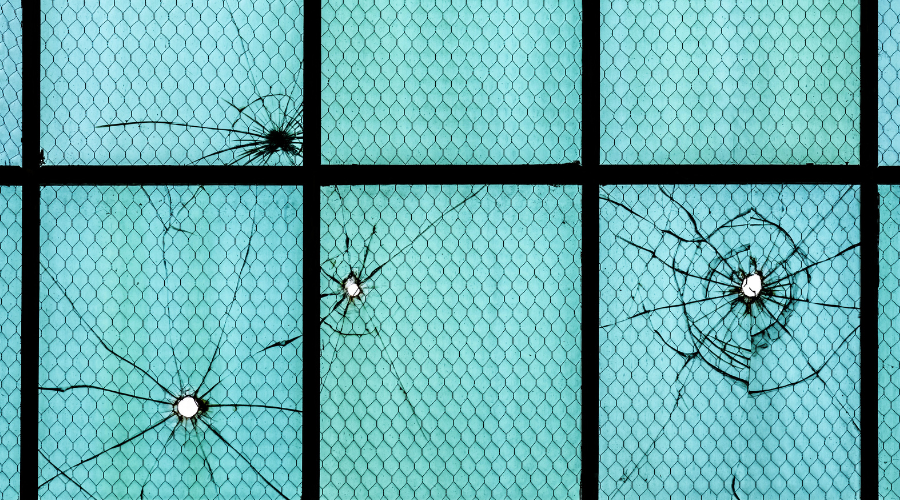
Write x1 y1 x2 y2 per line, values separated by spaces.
600 185 860 498
38 186 302 500
600 1 860 165
0 1 22 166
40 0 303 166
880 185 900 497
881 2 900 166
321 2 582 165
320 185 582 500
0 187 21 499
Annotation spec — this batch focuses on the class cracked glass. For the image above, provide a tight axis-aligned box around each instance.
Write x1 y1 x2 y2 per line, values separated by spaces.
600 185 860 498
39 186 302 499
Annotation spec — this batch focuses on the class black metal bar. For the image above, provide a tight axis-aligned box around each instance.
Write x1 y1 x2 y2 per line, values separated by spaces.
22 0 38 495
860 182 877 499
583 182 598 500
303 183 319 500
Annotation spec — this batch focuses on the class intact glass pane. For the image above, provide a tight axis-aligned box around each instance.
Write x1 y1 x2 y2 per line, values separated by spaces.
322 3 582 165
39 186 302 499
321 185 582 499
600 1 860 165
41 1 303 166
600 185 860 498
0 2 21 166
0 187 20 499
881 2 900 165
880 185 900 496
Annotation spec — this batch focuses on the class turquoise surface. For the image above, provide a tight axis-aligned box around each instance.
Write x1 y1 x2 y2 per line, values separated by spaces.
880 185 900 497
40 1 303 166
320 185 582 500
881 2 900 165
0 3 21 166
0 187 20 499
600 1 860 164
321 3 582 165
600 185 860 499
38 186 302 499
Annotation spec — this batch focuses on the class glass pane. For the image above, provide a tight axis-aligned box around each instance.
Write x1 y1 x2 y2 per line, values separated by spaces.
0 187 20 499
600 185 860 497
880 185 900 495
39 186 302 499
41 1 303 166
600 1 860 165
321 185 582 499
322 3 582 165
881 2 900 165
1 1 21 166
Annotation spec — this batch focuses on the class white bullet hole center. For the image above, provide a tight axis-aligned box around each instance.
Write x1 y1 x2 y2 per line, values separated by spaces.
345 280 360 297
177 396 199 418
741 273 762 298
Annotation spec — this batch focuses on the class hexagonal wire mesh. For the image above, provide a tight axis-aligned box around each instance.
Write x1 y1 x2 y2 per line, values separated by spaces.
600 1 860 165
600 185 860 498
0 2 21 166
0 187 21 499
38 186 302 499
321 2 582 165
41 0 302 166
320 185 581 499
880 185 900 497
881 2 900 166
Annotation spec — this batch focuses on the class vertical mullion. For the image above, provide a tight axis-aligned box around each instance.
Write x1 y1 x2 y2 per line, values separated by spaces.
303 182 320 500
582 181 597 500
22 0 39 496
860 182 877 498
303 0 322 494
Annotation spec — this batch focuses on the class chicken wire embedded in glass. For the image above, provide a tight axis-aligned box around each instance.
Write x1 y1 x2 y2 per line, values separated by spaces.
880 185 900 496
880 1 900 165
41 0 303 166
600 185 860 498
322 2 582 165
38 186 302 500
600 1 860 165
0 2 21 166
321 185 582 500
0 187 21 499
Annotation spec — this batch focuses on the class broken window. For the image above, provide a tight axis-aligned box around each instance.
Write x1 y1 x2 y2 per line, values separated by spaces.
38 186 302 499
321 185 582 500
41 1 302 166
600 185 860 498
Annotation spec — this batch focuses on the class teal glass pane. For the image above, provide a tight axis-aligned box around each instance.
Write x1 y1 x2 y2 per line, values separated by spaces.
600 1 860 165
322 3 582 165
880 185 900 496
0 2 21 166
881 2 900 165
321 185 582 499
41 1 303 166
39 186 302 499
0 187 20 499
600 185 860 498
